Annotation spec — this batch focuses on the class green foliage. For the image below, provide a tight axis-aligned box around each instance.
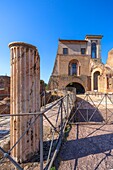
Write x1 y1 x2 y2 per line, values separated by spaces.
40 79 48 89
50 167 56 170
64 124 72 140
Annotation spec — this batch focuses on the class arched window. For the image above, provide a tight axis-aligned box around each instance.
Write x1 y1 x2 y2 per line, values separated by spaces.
71 63 77 75
91 42 96 58
69 59 80 76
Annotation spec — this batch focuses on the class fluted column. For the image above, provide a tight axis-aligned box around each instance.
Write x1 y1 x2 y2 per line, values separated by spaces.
9 42 40 162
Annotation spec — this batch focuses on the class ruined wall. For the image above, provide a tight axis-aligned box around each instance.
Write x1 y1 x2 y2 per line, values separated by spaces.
49 74 90 91
98 75 107 93
48 75 59 90
107 49 113 68
0 76 10 100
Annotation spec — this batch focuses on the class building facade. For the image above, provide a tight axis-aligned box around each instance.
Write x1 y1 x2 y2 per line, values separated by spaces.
48 35 113 93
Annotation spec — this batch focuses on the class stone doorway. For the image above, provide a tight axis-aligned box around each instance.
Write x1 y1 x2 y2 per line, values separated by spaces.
66 82 85 94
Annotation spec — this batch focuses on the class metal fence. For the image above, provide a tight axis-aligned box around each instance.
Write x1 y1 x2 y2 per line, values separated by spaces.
0 92 75 170
69 92 113 125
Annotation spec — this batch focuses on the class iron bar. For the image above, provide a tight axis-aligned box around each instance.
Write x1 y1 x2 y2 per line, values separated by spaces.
89 95 105 121
0 106 8 114
0 96 65 117
62 99 67 116
60 100 63 137
46 130 55 165
86 94 89 122
107 94 113 105
55 102 61 124
0 147 23 170
105 94 107 122
9 114 40 152
43 113 59 134
0 93 73 170
69 95 87 122
77 109 87 122
47 137 62 170
88 94 97 108
40 112 43 170
66 94 69 117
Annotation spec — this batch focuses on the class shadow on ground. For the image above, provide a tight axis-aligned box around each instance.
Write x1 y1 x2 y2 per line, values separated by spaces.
0 130 9 139
70 96 104 123
54 132 113 169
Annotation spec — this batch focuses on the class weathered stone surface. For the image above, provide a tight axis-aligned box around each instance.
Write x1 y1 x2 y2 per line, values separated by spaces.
0 76 10 100
107 49 113 68
0 97 10 114
9 42 40 162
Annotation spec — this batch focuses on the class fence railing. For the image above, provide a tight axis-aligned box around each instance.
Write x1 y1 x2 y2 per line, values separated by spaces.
0 92 76 170
69 93 113 125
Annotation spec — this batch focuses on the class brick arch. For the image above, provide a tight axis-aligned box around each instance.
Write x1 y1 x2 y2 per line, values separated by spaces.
66 81 85 94
62 77 86 93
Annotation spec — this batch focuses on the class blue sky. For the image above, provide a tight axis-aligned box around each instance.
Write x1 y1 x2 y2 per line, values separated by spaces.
0 0 113 83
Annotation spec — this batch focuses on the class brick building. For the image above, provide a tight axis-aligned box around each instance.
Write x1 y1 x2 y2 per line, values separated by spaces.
48 35 113 93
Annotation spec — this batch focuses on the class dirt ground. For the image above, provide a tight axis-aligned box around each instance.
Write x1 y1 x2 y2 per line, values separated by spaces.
55 94 113 170
56 124 113 170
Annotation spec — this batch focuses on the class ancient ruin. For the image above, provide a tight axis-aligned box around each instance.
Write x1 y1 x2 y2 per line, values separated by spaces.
1 35 113 169
0 76 10 100
9 42 40 162
48 35 113 93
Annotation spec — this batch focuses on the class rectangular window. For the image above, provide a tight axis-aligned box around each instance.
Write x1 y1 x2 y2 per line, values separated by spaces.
81 48 86 54
63 48 68 55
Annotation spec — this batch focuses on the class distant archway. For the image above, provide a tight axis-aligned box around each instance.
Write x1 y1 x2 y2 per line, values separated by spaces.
93 71 100 90
66 82 85 94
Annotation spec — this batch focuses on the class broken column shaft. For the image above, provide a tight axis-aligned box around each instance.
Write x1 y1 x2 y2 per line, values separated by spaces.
9 42 40 162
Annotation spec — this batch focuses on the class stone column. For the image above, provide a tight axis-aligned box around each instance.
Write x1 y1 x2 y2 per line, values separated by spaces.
9 42 40 162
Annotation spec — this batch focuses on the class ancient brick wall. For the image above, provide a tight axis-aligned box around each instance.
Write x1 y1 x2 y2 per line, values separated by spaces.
0 76 10 100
